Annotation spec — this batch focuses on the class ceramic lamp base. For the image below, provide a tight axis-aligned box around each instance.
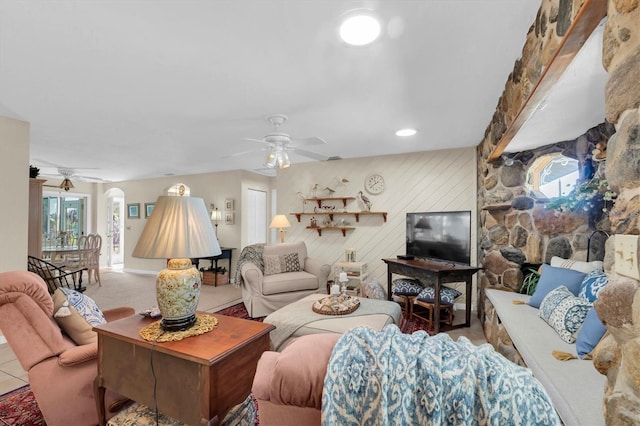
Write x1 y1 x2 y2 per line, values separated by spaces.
156 258 201 332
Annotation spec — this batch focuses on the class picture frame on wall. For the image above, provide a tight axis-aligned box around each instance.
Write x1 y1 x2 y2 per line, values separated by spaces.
225 199 234 210
225 212 234 225
145 203 155 218
127 203 140 219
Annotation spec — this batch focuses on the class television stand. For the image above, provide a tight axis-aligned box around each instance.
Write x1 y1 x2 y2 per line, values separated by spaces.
382 258 480 334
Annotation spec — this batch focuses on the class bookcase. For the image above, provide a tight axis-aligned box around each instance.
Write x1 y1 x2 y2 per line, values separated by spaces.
333 261 368 295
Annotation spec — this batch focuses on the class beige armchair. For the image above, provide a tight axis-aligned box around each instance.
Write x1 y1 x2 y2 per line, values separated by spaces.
240 241 331 317
0 270 134 425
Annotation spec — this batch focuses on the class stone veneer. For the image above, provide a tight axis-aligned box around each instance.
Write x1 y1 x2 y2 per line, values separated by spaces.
476 0 640 423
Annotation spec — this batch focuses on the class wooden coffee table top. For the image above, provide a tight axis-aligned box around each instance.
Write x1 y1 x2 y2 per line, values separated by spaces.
94 312 274 365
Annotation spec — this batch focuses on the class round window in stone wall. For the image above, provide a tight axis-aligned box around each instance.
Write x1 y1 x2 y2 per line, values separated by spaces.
526 153 578 198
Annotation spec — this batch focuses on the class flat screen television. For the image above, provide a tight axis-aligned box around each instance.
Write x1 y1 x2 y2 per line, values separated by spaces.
406 210 471 265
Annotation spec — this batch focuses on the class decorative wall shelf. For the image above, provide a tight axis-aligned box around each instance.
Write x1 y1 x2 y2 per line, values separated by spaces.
306 197 355 208
290 211 388 223
306 226 355 237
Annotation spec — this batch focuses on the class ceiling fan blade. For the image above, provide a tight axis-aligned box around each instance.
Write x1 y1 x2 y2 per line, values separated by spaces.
243 137 272 145
291 148 330 161
75 175 109 182
223 147 269 158
290 137 326 146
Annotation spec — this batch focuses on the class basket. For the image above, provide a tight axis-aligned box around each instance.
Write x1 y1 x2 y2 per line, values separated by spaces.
312 295 360 316
202 271 228 286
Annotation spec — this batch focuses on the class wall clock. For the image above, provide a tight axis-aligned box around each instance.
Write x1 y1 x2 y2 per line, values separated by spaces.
364 173 385 195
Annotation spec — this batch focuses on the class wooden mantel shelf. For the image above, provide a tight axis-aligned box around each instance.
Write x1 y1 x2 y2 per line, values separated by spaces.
290 211 387 222
306 226 355 237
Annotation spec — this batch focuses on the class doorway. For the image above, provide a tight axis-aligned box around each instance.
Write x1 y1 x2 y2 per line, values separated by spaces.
105 190 125 268
247 189 267 245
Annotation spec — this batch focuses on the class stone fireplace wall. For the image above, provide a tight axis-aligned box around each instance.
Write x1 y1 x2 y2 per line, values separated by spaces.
476 0 640 423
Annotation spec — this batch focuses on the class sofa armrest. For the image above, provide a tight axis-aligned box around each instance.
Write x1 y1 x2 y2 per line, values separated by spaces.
58 342 97 366
103 307 136 322
304 258 331 286
241 262 264 291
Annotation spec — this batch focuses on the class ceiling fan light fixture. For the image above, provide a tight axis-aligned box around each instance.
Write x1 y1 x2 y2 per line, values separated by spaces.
265 151 277 168
339 13 381 46
278 151 291 169
59 178 74 191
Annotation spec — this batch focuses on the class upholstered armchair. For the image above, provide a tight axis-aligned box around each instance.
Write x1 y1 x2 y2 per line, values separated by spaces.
0 270 134 426
239 241 331 317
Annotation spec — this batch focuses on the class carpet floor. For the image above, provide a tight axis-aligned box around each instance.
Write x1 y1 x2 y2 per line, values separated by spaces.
0 385 44 426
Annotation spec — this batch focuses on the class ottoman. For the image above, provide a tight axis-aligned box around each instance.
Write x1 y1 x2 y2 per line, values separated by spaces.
264 293 402 351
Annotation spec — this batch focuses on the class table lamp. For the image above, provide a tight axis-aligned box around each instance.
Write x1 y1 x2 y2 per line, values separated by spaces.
270 214 291 243
132 195 221 331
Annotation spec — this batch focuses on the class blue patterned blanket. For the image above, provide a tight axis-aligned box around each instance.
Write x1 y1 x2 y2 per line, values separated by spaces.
322 325 561 425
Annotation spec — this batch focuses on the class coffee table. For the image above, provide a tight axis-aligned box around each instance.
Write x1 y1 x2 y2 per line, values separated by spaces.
94 312 274 426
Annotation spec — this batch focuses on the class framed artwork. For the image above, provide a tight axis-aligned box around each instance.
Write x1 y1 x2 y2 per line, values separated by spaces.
225 199 234 211
145 202 155 218
127 203 140 219
225 212 235 225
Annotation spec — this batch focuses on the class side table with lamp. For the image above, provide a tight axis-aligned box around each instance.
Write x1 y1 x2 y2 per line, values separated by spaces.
95 194 275 425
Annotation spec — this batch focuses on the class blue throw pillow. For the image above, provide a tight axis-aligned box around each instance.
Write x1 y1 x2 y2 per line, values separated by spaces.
538 286 592 344
392 278 423 296
578 270 608 302
576 307 607 358
416 284 461 305
529 264 586 308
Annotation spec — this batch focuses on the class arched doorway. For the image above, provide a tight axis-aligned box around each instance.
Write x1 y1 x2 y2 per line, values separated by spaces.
105 188 125 268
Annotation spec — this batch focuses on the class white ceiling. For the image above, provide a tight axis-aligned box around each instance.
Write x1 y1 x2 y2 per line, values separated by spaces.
0 0 605 183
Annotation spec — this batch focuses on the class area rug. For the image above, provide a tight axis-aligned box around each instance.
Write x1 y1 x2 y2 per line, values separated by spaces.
0 385 44 426
215 302 264 322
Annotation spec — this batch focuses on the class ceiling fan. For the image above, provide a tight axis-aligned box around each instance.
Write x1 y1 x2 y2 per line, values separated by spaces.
232 114 330 169
33 160 107 191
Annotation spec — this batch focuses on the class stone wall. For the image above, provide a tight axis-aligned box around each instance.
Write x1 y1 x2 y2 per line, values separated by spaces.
477 0 640 423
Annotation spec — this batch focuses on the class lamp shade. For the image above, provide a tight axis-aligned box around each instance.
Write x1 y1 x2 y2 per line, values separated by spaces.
133 196 221 259
211 208 223 222
269 214 291 229
132 195 221 331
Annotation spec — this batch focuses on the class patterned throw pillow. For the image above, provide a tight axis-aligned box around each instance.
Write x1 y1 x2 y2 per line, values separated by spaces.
52 287 107 345
528 264 586 308
362 278 386 299
263 253 301 275
538 286 592 344
578 270 608 302
392 278 424 296
416 284 461 305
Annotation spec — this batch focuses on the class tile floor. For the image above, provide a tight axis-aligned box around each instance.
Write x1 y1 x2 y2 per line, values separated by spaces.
0 337 28 395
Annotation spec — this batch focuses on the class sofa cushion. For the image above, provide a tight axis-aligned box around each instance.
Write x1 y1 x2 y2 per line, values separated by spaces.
267 333 340 409
550 256 603 274
538 286 592 344
578 270 609 303
362 277 386 299
263 271 319 295
392 278 423 296
52 288 106 345
416 284 461 304
529 264 586 308
263 242 307 270
263 253 301 276
576 307 607 358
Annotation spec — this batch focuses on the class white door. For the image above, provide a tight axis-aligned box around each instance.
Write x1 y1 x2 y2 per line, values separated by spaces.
247 189 267 245
107 196 124 266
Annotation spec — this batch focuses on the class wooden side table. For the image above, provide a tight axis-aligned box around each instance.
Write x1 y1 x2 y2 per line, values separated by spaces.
94 313 274 426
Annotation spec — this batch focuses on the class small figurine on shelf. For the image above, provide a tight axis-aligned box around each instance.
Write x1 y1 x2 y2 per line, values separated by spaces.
297 191 307 212
310 217 318 228
311 184 318 198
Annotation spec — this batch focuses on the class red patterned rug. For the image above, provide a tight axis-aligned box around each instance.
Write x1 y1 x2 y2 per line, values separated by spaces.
0 385 44 426
215 302 264 321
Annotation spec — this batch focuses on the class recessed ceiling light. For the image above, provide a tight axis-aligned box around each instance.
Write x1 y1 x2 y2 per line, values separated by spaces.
396 128 417 137
339 14 381 46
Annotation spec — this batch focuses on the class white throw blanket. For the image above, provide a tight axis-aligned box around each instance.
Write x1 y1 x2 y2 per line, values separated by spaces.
264 296 400 351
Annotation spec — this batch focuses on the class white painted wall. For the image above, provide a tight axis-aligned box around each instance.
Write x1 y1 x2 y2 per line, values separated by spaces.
0 116 30 272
